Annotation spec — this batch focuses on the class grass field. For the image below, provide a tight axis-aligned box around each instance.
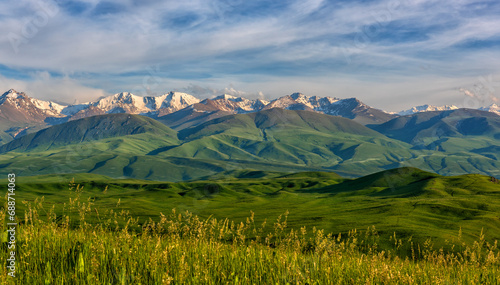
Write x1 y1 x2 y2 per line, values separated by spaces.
3 167 500 246
1 189 499 284
2 167 500 283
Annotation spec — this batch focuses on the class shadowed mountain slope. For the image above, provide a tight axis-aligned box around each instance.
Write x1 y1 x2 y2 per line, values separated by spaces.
0 113 179 153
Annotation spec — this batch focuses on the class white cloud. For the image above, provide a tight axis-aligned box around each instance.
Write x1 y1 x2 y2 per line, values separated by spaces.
0 0 499 109
179 83 266 100
0 72 108 104
0 0 498 74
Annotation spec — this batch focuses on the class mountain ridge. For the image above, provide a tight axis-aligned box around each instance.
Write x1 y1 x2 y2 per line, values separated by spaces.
0 108 500 180
3 89 498 122
396 104 459 116
0 113 179 153
1 88 499 147
1 89 397 125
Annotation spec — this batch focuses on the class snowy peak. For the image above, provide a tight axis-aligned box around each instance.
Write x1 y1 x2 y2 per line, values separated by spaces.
213 94 241 101
479 104 500 115
267 93 341 112
31 98 66 115
253 98 270 109
95 92 145 111
0 89 67 118
162 92 200 109
156 92 200 116
2 89 21 97
89 91 200 115
265 95 298 109
205 94 266 113
0 89 27 102
398 105 459 116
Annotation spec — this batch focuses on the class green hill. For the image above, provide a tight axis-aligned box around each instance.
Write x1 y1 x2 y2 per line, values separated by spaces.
5 168 500 247
366 109 500 177
369 109 500 145
158 108 417 173
313 167 440 194
0 113 179 153
0 109 499 180
179 108 384 140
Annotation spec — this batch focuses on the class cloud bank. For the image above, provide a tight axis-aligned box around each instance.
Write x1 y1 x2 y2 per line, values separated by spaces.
0 0 499 110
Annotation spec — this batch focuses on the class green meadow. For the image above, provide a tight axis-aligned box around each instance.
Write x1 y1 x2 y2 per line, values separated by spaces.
4 167 500 246
1 167 500 284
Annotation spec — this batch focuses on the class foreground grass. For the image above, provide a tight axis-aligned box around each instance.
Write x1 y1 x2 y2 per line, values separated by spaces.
1 192 500 284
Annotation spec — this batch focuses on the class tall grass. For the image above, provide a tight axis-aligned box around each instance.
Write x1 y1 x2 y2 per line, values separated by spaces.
1 183 500 284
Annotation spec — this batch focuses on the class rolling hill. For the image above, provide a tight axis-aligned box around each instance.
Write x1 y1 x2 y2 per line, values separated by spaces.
0 109 499 180
369 109 500 144
5 167 500 247
0 113 179 153
368 109 500 168
154 108 418 175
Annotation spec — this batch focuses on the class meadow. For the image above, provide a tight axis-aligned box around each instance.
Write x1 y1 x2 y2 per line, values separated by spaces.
1 168 500 284
1 194 499 284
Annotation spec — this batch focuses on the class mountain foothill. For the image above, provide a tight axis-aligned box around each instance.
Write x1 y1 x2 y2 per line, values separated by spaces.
0 89 499 181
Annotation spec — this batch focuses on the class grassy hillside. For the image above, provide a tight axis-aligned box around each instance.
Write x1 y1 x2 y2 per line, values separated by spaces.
3 195 500 284
0 113 179 153
0 119 48 146
5 168 500 247
369 109 500 144
178 108 384 140
0 110 499 180
160 108 423 174
156 101 235 130
364 109 500 178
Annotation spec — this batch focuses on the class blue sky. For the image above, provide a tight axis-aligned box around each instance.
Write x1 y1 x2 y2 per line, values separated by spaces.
0 0 499 111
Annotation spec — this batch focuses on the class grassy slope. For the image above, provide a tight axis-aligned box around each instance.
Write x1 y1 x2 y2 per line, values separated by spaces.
0 113 179 153
0 109 499 180
369 109 500 157
363 109 500 178
0 119 47 146
5 199 500 284
369 109 500 143
5 168 500 248
0 110 421 180
163 108 426 174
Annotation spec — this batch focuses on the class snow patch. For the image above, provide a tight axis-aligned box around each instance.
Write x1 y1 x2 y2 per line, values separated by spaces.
398 105 459 116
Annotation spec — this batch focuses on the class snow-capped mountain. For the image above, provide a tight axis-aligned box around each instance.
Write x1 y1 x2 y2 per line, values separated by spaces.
263 93 396 124
0 89 66 122
0 89 405 127
1 89 499 135
397 104 459 116
264 93 338 111
204 94 269 113
0 89 203 130
192 92 395 124
64 91 200 118
479 104 500 115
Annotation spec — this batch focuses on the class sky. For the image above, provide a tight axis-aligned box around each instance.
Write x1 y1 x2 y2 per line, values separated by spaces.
0 0 499 111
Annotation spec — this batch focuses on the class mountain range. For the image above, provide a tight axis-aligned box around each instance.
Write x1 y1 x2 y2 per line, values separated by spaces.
2 89 497 139
0 88 499 181
0 89 392 142
0 106 499 181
